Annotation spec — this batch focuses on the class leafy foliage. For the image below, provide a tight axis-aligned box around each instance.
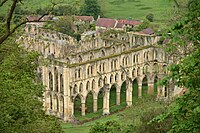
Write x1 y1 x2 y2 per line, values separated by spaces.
151 0 200 132
80 0 103 19
0 39 63 133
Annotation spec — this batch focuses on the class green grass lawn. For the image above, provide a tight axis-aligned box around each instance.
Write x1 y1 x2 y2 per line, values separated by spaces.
62 95 164 133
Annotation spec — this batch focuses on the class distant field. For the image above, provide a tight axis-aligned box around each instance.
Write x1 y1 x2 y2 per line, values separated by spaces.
0 0 173 29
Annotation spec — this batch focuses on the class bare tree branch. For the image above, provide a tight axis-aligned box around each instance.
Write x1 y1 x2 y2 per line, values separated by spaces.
0 0 63 44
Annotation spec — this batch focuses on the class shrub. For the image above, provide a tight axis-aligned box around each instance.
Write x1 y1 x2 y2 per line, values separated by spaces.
146 13 154 22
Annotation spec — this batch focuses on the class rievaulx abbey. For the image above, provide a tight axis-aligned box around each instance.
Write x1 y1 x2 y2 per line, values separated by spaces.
18 16 182 122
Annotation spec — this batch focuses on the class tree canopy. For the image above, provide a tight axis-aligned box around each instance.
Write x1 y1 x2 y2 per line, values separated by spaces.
151 0 200 132
80 0 103 19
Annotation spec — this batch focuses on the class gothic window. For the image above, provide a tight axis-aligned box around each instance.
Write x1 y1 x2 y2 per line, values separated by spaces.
78 69 81 78
104 76 107 84
92 80 95 90
78 55 82 63
98 78 102 87
86 81 90 91
89 52 94 60
115 73 119 81
154 50 158 60
112 46 116 54
55 67 58 92
102 50 105 56
123 44 126 51
79 83 83 92
49 72 53 91
66 58 70 64
60 74 63 94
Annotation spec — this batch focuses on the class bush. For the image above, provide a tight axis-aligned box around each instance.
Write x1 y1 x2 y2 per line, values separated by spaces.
136 108 172 133
146 13 154 22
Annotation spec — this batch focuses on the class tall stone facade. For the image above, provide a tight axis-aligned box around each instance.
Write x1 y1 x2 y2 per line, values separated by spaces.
19 23 170 121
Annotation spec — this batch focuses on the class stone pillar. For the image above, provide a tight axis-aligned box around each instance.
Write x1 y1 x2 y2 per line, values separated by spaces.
126 79 132 106
138 83 142 97
148 81 154 94
42 66 49 111
63 66 73 121
81 101 86 116
116 85 121 105
93 94 98 112
103 88 110 115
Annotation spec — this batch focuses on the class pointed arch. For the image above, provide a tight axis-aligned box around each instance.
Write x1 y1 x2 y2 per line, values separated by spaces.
97 88 104 111
85 91 94 114
132 78 138 100
60 74 63 94
74 94 82 117
110 84 117 111
92 79 95 90
110 74 114 84
98 77 103 87
154 75 158 94
115 73 119 82
142 76 148 97
55 67 58 92
86 81 90 91
49 72 53 91
120 81 126 106
79 83 83 92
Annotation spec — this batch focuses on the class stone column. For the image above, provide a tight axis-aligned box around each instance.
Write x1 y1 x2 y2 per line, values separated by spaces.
93 94 98 112
138 77 142 97
126 78 132 106
81 100 86 116
116 85 121 105
103 87 110 115
63 66 73 121
148 82 154 95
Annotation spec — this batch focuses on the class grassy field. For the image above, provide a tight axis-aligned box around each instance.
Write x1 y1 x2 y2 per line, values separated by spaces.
1 0 173 29
62 95 164 133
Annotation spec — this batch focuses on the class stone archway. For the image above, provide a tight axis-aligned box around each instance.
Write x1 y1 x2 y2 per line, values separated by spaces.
110 84 117 110
85 91 94 114
74 95 82 117
60 96 64 118
132 78 138 101
154 75 158 95
142 76 148 97
120 81 126 106
97 88 104 111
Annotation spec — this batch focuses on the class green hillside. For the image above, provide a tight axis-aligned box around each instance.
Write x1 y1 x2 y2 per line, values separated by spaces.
1 0 172 20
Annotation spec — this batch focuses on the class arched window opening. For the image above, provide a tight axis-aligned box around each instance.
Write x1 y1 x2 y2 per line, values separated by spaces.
49 72 53 91
102 50 105 56
79 83 83 92
86 81 90 91
60 74 63 94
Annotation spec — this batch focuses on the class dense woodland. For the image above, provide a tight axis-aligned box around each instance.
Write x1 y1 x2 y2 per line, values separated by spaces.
0 0 199 133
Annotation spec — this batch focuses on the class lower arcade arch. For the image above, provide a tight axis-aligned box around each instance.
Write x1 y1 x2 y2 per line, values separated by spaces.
154 75 158 95
142 76 148 97
132 79 138 101
97 88 104 111
74 95 82 117
120 81 126 106
85 92 94 114
110 84 117 109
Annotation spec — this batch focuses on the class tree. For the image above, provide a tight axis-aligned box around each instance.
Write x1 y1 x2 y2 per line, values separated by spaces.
146 13 154 22
80 0 103 19
151 0 200 132
0 38 63 132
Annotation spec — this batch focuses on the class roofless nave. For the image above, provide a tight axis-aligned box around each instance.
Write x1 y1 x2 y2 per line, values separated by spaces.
20 22 170 121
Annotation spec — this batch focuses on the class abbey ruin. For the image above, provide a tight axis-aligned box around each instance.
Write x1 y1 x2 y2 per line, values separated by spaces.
19 18 172 122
